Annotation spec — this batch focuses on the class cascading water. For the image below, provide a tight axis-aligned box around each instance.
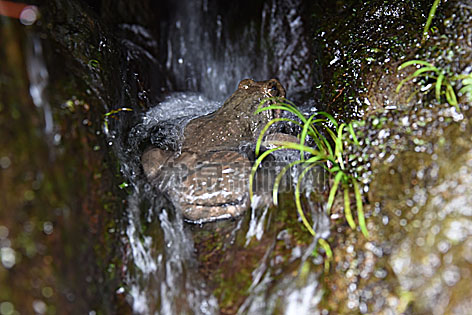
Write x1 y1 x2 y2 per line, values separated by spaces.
26 34 55 147
162 0 315 100
119 0 325 313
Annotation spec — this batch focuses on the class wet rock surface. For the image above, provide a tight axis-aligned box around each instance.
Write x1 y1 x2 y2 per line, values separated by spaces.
0 14 130 314
373 119 472 314
317 0 472 313
191 191 327 314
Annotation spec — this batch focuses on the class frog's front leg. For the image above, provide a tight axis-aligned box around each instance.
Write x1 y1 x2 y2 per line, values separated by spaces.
262 133 300 148
171 151 251 223
180 203 247 223
141 147 175 179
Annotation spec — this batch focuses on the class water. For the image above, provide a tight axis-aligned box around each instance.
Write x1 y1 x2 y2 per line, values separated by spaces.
26 34 54 145
124 94 222 314
161 0 315 101
118 0 324 313
140 92 221 150
124 194 219 314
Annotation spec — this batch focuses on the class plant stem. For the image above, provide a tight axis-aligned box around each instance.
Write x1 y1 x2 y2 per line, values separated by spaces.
422 0 441 45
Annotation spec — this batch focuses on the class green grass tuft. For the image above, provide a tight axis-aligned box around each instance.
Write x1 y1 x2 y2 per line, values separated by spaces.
396 60 472 111
250 99 370 270
399 0 472 110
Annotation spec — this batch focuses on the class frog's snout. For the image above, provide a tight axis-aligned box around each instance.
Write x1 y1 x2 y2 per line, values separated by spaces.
265 79 286 98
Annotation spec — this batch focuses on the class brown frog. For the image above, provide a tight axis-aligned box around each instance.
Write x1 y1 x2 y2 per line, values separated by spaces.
142 78 286 222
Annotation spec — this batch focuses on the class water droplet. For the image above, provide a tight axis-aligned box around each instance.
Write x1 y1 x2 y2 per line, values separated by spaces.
0 156 11 169
43 221 53 235
42 286 53 298
32 300 47 314
19 6 39 25
0 247 16 269
382 216 389 225
0 301 15 315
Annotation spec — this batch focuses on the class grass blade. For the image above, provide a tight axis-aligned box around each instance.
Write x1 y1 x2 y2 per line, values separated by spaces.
256 100 304 121
396 66 438 93
255 117 300 156
324 126 338 143
422 0 441 44
352 179 369 238
397 60 435 70
249 148 281 201
256 101 319 137
300 114 318 160
451 74 472 81
326 165 340 173
319 131 334 157
347 122 359 146
459 85 472 96
318 238 332 272
335 123 346 170
273 156 325 205
343 186 356 230
295 164 318 236
445 84 458 109
316 111 338 128
406 89 421 103
263 141 324 156
462 77 472 84
272 160 304 205
327 171 344 214
103 107 133 117
435 72 444 102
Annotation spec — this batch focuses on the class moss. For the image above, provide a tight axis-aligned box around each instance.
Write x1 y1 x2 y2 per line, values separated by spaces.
313 0 430 119
313 0 472 312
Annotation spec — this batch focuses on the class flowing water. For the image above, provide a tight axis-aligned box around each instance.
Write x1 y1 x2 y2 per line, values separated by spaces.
161 0 315 100
115 0 324 313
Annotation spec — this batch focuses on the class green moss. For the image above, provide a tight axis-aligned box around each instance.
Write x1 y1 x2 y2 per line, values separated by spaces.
314 0 429 118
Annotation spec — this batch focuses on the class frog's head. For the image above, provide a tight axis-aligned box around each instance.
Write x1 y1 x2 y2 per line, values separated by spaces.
238 78 286 117
236 78 286 136
240 78 286 123
238 78 286 99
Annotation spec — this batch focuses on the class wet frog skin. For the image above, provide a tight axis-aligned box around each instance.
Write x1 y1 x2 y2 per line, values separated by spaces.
142 78 285 223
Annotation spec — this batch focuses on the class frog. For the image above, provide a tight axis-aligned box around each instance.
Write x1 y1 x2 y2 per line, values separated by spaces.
141 78 286 223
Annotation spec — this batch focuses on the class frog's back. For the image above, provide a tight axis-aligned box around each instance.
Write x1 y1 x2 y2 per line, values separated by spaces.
181 78 285 154
182 113 251 153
